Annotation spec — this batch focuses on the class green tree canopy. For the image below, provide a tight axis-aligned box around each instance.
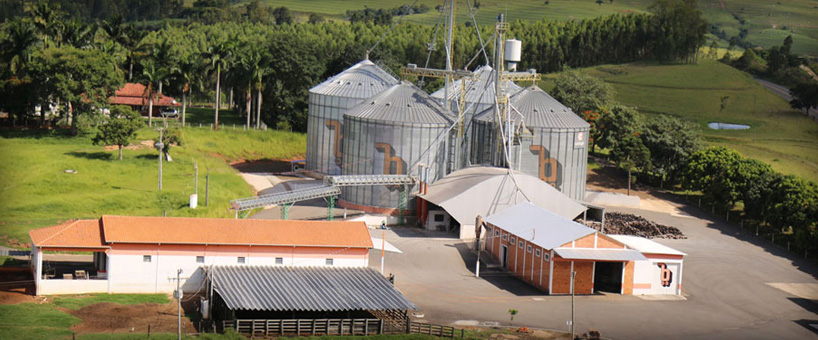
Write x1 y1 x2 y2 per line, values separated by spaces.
640 115 700 185
92 106 142 160
29 46 124 134
552 70 615 114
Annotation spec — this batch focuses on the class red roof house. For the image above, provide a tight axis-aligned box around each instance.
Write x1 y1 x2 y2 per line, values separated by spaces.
108 83 180 115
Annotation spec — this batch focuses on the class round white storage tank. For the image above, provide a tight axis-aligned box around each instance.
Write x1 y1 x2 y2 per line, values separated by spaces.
504 39 522 70
472 86 590 201
341 82 453 213
306 60 398 175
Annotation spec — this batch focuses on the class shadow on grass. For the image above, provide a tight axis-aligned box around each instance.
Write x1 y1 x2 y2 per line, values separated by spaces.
64 151 112 160
0 127 76 140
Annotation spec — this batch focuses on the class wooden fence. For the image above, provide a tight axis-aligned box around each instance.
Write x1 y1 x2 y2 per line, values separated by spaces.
223 318 385 337
408 322 456 338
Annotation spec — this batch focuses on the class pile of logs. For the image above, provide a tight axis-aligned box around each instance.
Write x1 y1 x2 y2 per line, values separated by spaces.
583 212 686 239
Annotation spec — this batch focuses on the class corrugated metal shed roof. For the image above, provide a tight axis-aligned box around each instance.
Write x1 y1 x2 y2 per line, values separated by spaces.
475 86 589 129
608 235 686 256
554 248 647 261
310 59 398 98
211 266 417 312
344 82 453 126
484 202 594 250
422 166 586 227
431 65 523 104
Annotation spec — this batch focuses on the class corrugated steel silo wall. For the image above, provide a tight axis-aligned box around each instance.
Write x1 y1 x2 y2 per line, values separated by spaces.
342 117 448 209
469 123 589 201
470 120 497 166
518 127 589 201
305 93 365 175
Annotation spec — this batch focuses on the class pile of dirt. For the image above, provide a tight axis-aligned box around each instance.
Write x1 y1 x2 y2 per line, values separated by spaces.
586 212 686 239
68 301 194 334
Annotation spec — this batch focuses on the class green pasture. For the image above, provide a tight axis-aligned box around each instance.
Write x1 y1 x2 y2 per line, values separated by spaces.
236 0 818 54
543 60 818 182
0 111 306 246
256 0 647 26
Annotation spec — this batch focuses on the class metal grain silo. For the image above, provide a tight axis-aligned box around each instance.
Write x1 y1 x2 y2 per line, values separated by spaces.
341 82 453 213
472 86 590 201
306 59 398 175
431 65 523 171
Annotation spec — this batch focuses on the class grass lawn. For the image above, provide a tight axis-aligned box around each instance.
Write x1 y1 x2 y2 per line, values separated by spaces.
541 60 818 183
0 109 306 246
52 294 169 310
0 303 79 339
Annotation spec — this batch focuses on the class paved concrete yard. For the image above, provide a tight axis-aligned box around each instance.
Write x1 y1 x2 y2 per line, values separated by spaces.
370 205 818 339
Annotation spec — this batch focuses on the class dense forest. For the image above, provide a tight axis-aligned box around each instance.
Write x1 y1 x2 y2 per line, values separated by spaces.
0 0 706 131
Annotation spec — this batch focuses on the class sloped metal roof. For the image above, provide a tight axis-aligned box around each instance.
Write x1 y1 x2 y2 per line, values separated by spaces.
608 235 686 256
475 86 589 130
422 166 586 227
484 202 594 250
211 266 417 312
344 82 453 126
554 248 647 261
310 59 398 98
431 65 523 104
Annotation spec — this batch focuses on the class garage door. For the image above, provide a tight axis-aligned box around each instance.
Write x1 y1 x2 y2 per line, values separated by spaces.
650 262 680 295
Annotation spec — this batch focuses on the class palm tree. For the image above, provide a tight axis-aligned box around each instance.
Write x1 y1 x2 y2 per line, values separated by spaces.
150 37 178 94
102 16 144 81
61 19 95 49
0 18 39 74
140 59 168 127
204 40 235 130
177 55 201 127
28 1 64 49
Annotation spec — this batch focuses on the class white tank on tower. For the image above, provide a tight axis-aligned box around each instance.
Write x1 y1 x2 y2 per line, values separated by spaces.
504 39 522 71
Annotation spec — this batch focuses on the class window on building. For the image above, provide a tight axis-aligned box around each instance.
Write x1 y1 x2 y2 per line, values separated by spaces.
326 258 333 266
510 237 516 244
494 229 500 237
196 256 204 263
237 257 246 264
536 249 541 257
502 234 508 241
519 241 524 249
544 253 550 261
527 245 532 253
143 255 151 263
434 214 445 222
275 257 283 265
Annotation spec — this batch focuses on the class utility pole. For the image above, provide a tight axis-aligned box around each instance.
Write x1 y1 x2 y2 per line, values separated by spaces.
205 168 210 207
155 128 164 191
176 269 182 340
380 228 386 274
570 270 576 339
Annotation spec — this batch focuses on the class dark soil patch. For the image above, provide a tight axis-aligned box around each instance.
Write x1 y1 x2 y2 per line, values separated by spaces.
231 158 300 173
68 301 195 334
0 267 35 298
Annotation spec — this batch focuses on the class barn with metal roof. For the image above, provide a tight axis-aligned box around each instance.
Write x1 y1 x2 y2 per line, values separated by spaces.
479 202 687 296
208 266 416 324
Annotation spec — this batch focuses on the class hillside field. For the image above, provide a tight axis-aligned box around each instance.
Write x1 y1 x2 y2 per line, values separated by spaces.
245 0 817 55
542 60 818 183
0 114 306 246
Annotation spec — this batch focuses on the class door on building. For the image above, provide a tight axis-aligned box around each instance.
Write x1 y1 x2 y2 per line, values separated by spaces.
594 261 623 293
500 245 509 269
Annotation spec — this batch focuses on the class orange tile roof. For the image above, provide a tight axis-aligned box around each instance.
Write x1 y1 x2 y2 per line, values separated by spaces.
108 83 180 107
100 216 373 248
29 219 107 249
30 216 373 249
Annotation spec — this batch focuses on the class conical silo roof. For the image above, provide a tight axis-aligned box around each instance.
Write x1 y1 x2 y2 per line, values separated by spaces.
345 82 454 126
310 59 398 98
475 86 589 129
430 65 523 105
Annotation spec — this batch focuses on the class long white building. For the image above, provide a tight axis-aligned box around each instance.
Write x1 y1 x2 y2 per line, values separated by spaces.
29 216 373 295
